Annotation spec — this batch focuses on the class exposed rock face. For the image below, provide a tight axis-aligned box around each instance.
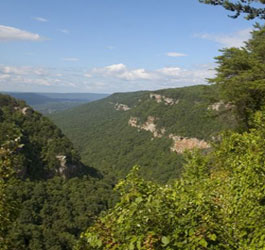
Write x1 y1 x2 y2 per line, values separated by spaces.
128 116 165 138
129 116 210 153
208 101 234 111
56 155 77 179
169 134 210 153
114 103 131 111
150 93 179 105
14 106 33 115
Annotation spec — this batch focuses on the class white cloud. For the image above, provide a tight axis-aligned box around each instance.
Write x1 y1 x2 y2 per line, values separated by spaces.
33 17 48 22
0 25 43 42
0 63 216 93
105 63 126 72
0 65 79 91
60 29 70 34
84 73 92 78
0 74 11 80
62 57 79 62
119 68 153 81
1 66 47 75
195 28 252 48
157 67 182 76
166 52 187 57
93 64 154 81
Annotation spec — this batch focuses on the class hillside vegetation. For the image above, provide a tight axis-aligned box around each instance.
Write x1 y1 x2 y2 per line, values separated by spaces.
77 24 265 250
0 94 114 250
51 85 236 183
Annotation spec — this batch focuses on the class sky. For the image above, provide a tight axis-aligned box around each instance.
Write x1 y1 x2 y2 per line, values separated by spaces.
0 0 262 93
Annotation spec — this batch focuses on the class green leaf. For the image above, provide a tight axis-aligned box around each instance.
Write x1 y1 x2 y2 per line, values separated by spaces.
199 238 208 248
135 197 143 203
129 241 135 250
162 236 170 246
208 233 217 241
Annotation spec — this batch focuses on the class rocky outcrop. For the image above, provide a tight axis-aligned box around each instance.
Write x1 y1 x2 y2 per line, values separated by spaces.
128 116 165 138
114 103 131 111
169 134 210 153
150 93 179 105
128 116 210 153
14 106 33 116
208 101 234 111
56 155 78 179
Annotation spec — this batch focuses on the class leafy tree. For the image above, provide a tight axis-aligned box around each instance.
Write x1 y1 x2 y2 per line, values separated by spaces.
199 0 265 19
77 110 265 249
0 134 22 249
208 24 265 130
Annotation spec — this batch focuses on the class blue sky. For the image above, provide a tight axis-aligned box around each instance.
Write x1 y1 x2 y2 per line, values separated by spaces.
0 0 261 93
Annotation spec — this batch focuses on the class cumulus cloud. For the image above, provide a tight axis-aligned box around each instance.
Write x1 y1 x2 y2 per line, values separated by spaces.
157 67 182 76
166 52 187 57
93 64 154 81
0 63 215 93
195 28 252 48
105 63 126 72
0 65 77 91
33 17 48 22
0 25 43 41
91 63 215 89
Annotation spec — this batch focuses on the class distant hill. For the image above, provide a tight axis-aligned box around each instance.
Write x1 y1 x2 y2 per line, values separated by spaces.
2 92 109 114
50 85 237 183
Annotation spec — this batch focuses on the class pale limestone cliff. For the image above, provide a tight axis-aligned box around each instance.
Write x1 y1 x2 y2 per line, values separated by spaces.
128 116 165 138
150 93 179 105
114 103 131 111
169 134 210 153
128 116 210 153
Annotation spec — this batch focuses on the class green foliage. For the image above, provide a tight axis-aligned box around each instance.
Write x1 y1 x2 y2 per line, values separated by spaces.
0 131 22 249
6 176 115 250
78 110 265 249
0 94 96 180
199 0 265 19
209 24 265 130
0 94 112 249
50 85 235 184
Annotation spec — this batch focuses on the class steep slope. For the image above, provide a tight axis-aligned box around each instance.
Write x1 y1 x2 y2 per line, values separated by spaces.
50 85 236 183
0 94 99 179
1 94 115 250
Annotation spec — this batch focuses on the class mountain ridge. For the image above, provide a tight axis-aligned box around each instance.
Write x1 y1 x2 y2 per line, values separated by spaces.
50 84 237 183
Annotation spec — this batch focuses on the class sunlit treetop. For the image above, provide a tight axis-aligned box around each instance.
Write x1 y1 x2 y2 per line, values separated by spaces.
199 0 265 19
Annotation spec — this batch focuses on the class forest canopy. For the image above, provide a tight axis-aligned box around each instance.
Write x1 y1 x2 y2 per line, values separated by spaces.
77 24 265 250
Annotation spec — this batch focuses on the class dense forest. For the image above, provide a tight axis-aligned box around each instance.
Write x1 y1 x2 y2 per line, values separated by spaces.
76 24 265 249
0 95 115 249
1 2 265 249
50 85 236 183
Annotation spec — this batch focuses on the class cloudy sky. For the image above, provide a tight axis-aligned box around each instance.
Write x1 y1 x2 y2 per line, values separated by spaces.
0 0 261 93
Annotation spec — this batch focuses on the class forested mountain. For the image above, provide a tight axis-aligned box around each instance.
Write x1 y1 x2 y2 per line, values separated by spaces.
0 94 114 250
50 85 236 183
76 24 265 250
0 94 98 179
2 1 265 249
